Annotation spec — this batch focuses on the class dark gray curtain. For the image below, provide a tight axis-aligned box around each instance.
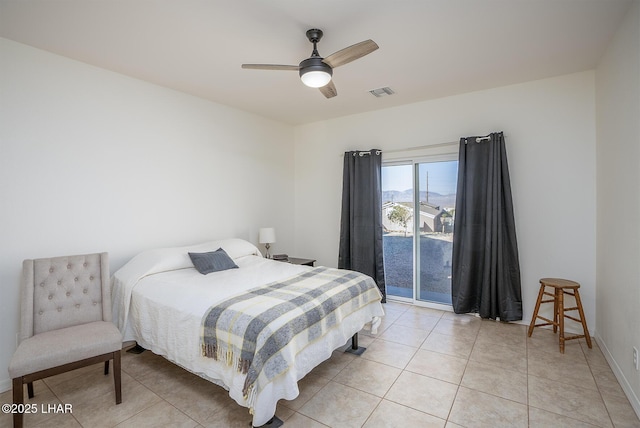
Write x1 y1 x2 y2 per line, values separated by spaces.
451 132 522 321
338 149 386 302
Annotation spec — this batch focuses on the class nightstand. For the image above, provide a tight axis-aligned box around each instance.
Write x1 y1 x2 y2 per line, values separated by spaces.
279 257 316 267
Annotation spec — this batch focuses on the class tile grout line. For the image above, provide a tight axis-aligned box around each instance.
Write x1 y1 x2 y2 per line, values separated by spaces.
362 309 448 425
527 333 616 427
105 376 166 428
444 318 481 426
361 306 425 427
525 325 530 428
583 339 617 427
36 380 84 428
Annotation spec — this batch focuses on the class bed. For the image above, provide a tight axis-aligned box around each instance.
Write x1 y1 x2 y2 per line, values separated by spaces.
111 238 385 426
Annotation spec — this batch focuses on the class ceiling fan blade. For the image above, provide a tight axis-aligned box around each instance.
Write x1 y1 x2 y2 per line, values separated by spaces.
323 39 379 68
241 64 300 71
319 81 337 99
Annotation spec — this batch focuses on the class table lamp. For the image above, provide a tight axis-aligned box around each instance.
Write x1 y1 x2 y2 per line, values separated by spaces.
259 227 276 259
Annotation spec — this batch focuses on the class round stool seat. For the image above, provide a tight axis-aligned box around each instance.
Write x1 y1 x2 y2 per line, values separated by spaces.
540 278 580 289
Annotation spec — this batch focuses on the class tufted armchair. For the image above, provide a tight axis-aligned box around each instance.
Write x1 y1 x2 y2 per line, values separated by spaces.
8 253 122 428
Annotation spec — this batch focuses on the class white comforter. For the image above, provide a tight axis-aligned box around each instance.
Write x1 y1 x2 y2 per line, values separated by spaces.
111 238 384 426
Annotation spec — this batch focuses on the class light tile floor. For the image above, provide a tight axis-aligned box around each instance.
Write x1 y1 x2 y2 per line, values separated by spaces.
2 301 639 427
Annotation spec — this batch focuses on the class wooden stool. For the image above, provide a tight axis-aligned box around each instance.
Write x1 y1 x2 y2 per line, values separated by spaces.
527 278 592 353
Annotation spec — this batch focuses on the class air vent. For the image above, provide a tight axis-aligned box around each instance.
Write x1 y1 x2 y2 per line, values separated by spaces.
369 87 395 97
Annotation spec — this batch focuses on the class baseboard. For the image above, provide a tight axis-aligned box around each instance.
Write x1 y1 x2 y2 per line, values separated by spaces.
0 377 11 394
595 333 640 419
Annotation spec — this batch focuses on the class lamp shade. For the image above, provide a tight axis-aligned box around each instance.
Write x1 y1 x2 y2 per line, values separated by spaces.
259 227 276 244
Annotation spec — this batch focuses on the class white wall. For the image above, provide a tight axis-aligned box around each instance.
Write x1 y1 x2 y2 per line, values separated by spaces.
596 0 640 415
293 72 597 334
0 38 295 391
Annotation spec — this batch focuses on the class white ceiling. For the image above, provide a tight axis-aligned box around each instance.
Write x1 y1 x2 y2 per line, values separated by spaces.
0 0 632 125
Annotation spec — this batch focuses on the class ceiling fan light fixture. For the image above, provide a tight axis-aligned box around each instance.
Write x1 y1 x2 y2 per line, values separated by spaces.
299 57 332 88
301 71 332 88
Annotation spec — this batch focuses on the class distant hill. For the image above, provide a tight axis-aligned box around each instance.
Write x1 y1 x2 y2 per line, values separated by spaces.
383 190 456 209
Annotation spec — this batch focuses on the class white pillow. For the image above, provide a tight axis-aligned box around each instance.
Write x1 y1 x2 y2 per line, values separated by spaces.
116 238 261 280
216 238 262 260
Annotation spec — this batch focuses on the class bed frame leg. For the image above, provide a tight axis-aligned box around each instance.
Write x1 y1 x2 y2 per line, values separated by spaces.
126 343 146 354
344 333 366 356
252 416 283 428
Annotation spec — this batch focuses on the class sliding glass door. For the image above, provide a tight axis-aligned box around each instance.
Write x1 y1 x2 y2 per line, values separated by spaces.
382 156 458 305
382 164 414 299
415 160 457 304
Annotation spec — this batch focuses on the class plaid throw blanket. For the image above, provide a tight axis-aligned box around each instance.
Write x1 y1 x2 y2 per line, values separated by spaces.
201 266 382 405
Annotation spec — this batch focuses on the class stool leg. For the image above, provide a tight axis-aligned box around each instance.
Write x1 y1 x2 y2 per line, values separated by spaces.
553 288 559 334
574 289 592 349
528 284 545 337
558 289 565 353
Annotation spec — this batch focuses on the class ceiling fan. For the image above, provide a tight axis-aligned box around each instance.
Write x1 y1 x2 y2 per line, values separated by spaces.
241 29 378 99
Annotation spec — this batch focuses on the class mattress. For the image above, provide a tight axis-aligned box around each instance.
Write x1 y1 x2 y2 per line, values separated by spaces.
111 238 384 426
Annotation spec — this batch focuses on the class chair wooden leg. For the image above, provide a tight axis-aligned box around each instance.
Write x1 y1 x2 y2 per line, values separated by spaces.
27 382 34 399
113 351 122 404
574 289 592 348
13 377 24 428
104 360 109 375
528 284 545 337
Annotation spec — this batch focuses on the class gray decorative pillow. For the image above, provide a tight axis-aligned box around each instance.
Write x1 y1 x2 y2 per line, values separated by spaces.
189 248 238 275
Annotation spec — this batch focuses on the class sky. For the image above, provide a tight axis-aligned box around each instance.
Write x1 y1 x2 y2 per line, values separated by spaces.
382 160 458 195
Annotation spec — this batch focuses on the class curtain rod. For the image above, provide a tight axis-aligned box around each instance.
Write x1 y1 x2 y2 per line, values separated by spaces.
340 134 501 157
464 135 491 144
463 132 506 144
338 141 457 157
383 140 459 154
352 150 382 156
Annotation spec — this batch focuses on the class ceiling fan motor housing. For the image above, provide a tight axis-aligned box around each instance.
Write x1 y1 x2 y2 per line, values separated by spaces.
299 57 332 77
